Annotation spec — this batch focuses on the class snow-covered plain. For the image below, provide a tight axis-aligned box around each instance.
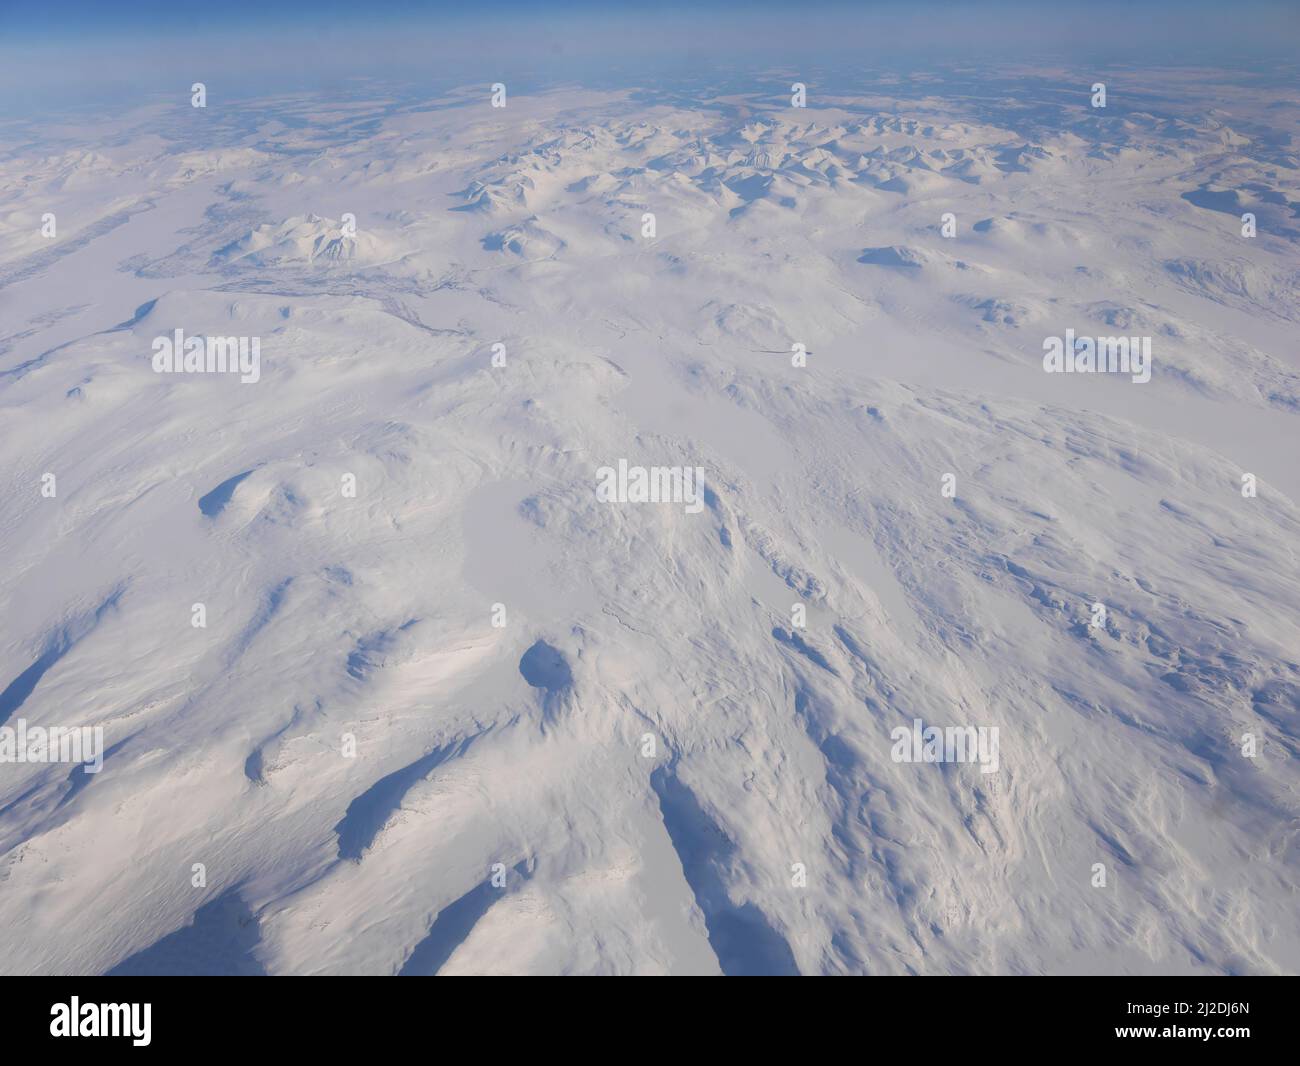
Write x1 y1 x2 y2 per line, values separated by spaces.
1 64 1298 975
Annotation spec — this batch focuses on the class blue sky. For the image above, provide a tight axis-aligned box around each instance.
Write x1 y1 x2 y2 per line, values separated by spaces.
2 1 1296 111
7 0 1297 46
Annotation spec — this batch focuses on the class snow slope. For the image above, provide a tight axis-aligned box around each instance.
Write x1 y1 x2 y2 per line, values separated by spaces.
1 66 1298 976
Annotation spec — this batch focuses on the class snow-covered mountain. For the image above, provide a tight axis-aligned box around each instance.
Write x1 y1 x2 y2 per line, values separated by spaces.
1 60 1298 976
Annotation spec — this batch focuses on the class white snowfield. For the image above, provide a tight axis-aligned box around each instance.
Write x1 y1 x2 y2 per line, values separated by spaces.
0 68 1297 976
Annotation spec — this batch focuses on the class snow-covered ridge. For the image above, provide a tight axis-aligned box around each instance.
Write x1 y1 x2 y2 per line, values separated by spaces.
1 69 1298 976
